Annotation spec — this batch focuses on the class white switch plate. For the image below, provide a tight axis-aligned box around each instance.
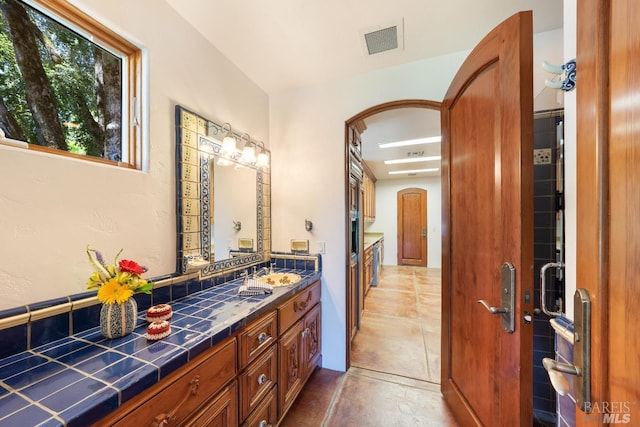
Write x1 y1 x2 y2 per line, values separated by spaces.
317 241 325 254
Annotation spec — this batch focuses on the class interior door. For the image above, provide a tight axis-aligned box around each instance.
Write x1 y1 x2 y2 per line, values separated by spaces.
576 0 640 424
397 188 427 266
440 11 534 426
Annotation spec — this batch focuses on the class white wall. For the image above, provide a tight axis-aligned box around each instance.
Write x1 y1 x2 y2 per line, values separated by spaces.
366 177 442 268
270 29 564 371
0 0 269 310
270 52 469 373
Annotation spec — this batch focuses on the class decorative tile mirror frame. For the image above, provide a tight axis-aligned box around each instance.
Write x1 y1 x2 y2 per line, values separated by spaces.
175 106 271 277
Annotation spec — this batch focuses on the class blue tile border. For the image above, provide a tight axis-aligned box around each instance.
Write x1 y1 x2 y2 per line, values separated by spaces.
0 253 320 361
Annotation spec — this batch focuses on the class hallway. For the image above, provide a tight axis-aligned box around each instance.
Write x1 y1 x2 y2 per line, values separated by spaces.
281 266 459 426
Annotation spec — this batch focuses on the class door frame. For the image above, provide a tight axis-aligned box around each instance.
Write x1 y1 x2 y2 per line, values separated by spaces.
344 99 441 369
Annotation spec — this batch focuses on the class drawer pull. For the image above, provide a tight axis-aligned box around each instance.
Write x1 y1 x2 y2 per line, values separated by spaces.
258 421 270 427
257 331 270 344
151 375 200 427
301 327 310 339
257 373 268 385
294 291 312 312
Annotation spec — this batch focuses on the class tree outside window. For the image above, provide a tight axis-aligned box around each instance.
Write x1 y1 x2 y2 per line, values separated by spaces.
0 0 142 167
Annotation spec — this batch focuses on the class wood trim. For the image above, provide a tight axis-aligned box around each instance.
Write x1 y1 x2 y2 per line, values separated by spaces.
25 0 142 169
576 0 610 425
352 119 367 134
346 99 442 124
31 0 140 55
26 143 136 168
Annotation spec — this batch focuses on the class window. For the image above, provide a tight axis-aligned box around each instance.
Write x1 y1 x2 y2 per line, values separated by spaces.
0 0 143 168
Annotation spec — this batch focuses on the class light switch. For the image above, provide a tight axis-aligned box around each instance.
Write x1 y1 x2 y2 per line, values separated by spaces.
317 241 325 254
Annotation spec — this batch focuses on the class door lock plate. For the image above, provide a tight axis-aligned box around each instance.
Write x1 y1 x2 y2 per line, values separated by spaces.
500 262 515 333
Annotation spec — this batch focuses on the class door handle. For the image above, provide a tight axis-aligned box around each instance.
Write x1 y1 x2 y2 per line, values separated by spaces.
477 262 515 333
477 300 508 314
543 288 591 413
540 262 564 316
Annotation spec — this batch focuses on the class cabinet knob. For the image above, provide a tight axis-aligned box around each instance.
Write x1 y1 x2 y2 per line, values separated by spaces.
257 373 268 385
257 331 270 344
258 421 269 427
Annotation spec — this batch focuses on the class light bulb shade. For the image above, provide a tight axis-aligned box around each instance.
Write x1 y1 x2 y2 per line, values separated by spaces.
222 136 236 155
241 146 256 164
256 152 269 168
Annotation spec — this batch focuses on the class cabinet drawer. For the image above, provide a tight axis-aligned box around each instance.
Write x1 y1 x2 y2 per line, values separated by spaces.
238 311 277 369
278 281 321 334
184 380 238 427
241 385 277 427
239 344 277 421
109 338 237 427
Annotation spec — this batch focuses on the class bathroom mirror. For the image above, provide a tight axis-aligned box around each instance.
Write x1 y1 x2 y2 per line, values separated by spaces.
175 105 270 277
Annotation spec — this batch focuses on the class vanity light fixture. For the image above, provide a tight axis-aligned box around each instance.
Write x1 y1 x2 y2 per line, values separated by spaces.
201 119 269 169
389 168 439 175
379 136 441 149
384 155 441 165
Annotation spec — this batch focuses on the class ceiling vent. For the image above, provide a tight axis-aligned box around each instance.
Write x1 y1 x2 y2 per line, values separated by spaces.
361 19 404 56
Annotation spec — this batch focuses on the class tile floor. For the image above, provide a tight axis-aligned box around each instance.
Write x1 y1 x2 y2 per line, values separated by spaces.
281 266 460 426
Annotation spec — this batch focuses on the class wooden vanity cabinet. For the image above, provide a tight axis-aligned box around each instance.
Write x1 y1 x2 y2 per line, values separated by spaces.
238 342 278 421
277 281 322 419
241 385 277 427
238 311 278 425
185 381 238 427
94 281 321 427
95 337 237 427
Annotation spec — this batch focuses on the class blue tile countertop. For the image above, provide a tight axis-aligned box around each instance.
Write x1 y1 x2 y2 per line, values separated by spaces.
0 269 321 427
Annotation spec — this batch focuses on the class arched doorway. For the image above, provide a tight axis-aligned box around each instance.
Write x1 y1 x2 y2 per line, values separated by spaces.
344 99 441 369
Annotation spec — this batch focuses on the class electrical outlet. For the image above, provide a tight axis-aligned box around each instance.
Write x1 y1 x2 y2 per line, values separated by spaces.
534 148 552 165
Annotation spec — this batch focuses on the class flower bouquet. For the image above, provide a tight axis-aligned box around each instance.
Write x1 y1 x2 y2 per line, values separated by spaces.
86 245 153 338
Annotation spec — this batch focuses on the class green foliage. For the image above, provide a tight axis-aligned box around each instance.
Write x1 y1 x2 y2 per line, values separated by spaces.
0 0 122 159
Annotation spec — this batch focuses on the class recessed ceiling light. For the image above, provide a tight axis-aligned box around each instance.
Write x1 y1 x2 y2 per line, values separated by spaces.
389 168 439 175
379 136 441 149
384 155 441 165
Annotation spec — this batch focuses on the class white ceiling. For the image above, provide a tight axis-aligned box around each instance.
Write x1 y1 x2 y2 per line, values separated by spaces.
165 0 563 179
361 108 442 179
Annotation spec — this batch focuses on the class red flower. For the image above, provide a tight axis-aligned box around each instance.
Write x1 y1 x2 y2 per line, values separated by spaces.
119 259 146 275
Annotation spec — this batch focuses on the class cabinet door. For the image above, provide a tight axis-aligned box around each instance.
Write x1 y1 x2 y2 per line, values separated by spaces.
108 338 236 427
185 381 238 427
278 321 304 418
302 304 321 378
